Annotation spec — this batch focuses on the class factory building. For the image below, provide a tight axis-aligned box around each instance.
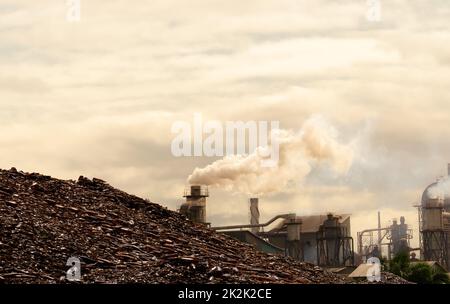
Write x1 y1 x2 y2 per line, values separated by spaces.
214 210 354 267
261 213 353 266
179 190 354 267
180 164 450 272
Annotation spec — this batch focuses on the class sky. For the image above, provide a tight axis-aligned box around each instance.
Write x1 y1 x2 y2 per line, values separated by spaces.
1 0 450 250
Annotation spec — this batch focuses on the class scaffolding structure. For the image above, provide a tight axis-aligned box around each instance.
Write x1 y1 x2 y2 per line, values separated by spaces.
357 228 390 259
357 225 413 260
422 230 449 269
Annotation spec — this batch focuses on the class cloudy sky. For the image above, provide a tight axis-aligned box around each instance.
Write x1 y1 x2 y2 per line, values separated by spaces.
1 0 450 248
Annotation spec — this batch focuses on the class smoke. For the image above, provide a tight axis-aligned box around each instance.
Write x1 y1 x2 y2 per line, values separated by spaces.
187 115 355 195
427 176 450 199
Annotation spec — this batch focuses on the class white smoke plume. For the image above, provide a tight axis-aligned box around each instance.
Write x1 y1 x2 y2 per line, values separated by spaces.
187 115 354 195
427 176 450 199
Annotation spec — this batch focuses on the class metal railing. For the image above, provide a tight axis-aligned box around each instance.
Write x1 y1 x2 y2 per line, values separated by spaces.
211 213 296 231
183 186 209 197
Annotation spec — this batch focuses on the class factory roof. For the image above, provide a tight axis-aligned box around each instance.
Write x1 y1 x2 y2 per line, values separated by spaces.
219 230 284 254
269 214 351 233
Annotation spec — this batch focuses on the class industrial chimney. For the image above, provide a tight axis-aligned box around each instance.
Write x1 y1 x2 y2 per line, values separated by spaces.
249 198 260 234
180 185 209 224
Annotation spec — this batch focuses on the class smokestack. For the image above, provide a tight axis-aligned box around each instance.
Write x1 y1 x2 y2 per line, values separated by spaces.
180 185 209 224
249 198 260 233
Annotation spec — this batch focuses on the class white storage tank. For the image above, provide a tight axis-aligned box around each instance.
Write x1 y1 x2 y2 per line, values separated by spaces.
423 198 444 231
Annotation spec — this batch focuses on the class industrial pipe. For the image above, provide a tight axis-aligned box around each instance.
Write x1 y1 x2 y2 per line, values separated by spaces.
211 213 296 231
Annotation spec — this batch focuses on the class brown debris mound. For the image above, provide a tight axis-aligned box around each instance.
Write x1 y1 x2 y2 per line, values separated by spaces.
0 168 405 284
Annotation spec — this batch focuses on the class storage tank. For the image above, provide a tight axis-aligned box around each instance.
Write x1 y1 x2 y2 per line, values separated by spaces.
321 214 341 266
422 198 444 231
420 165 450 270
422 164 450 211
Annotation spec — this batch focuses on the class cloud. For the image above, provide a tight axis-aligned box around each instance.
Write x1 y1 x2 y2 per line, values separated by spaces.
0 76 49 93
0 0 449 248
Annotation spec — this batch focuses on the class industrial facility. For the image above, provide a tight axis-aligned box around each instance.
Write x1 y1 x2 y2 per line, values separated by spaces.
356 164 450 271
179 186 354 268
179 164 450 272
357 214 414 262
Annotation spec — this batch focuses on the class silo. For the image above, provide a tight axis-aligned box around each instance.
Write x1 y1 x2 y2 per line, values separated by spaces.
422 198 448 269
419 164 450 270
316 214 341 266
423 198 443 231
317 213 354 267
